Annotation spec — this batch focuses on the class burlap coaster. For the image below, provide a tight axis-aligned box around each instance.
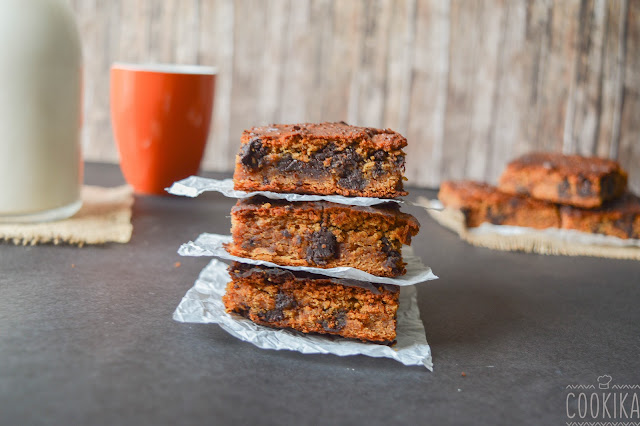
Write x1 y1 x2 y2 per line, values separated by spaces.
0 185 133 246
417 197 640 261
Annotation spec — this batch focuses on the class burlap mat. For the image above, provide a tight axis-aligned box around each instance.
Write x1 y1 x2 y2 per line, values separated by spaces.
0 185 133 246
417 197 640 261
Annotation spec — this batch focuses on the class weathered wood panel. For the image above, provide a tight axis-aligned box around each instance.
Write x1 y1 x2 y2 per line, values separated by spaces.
71 0 640 191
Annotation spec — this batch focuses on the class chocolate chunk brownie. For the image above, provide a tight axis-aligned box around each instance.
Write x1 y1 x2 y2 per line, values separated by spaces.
222 262 399 344
498 152 628 208
226 196 420 277
233 122 408 198
438 180 560 229
560 193 640 239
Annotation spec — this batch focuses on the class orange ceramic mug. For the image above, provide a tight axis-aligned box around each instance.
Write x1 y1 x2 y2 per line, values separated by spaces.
110 63 216 195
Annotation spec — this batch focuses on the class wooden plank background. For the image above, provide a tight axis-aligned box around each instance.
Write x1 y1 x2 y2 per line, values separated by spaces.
70 0 640 191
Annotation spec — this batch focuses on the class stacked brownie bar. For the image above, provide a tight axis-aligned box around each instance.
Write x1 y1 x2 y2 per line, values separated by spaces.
438 152 638 240
221 122 420 344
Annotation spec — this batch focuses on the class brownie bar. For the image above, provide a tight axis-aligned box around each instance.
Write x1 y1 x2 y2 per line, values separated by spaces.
438 180 561 229
222 262 399 343
560 193 640 239
498 152 627 208
233 122 408 198
226 196 420 277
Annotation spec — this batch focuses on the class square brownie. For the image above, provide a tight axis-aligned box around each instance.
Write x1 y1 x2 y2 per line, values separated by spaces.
232 122 407 198
498 152 627 208
222 262 399 344
560 192 640 239
226 196 419 277
438 180 561 229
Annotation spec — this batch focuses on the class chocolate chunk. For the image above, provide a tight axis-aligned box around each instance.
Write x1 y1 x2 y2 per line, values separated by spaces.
486 206 507 225
278 145 336 177
394 154 405 169
306 143 336 176
313 143 336 164
507 197 521 209
614 215 636 238
292 125 301 130
321 311 347 332
234 306 250 318
578 175 593 196
258 309 284 323
276 154 303 172
332 146 366 188
275 292 297 310
515 185 528 194
383 254 402 275
380 236 393 253
371 165 386 178
372 150 387 161
240 138 269 170
371 150 388 178
600 174 617 197
306 227 338 265
337 170 366 190
281 229 292 238
332 146 360 175
242 237 257 249
557 178 571 199
380 237 402 274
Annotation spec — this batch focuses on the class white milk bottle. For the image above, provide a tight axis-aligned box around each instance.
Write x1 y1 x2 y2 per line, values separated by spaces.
0 0 82 222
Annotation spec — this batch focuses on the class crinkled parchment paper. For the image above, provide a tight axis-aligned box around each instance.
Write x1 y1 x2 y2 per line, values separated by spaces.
173 258 433 369
167 176 403 206
178 233 438 286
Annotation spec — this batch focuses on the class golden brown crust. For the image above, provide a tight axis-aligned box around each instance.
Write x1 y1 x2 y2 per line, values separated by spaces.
222 262 399 343
233 122 407 198
438 180 561 229
242 122 407 151
226 197 420 277
560 193 640 239
498 152 628 208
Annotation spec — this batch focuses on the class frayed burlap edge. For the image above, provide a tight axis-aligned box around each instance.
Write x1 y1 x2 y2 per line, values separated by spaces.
0 185 133 246
416 197 640 260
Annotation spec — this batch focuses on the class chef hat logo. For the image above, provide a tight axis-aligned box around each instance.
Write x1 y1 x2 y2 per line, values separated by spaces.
597 375 612 389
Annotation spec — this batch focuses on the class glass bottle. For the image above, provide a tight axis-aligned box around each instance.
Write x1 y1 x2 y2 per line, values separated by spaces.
0 0 82 222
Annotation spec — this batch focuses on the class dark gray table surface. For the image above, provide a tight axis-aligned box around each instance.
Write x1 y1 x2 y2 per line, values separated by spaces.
1 163 639 426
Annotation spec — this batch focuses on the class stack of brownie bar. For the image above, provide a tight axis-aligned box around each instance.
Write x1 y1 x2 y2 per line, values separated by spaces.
438 152 638 240
221 122 420 344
